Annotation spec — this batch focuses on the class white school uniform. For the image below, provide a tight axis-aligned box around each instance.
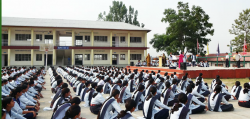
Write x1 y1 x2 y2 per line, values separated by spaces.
100 97 121 119
170 103 189 119
186 93 205 114
161 88 175 104
238 90 250 101
120 87 132 103
5 110 26 119
53 103 71 119
131 91 145 111
91 93 105 105
209 92 229 112
230 85 240 99
143 97 170 119
171 84 185 95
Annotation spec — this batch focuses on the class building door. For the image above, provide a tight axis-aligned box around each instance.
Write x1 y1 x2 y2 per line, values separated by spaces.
75 54 83 65
112 54 118 65
2 54 8 66
44 54 53 66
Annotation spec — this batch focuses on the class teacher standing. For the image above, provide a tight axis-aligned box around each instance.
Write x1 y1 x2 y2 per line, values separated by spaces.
178 52 184 68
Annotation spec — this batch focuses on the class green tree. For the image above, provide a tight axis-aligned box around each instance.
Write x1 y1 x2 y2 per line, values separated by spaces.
229 9 250 52
98 1 144 27
150 2 214 56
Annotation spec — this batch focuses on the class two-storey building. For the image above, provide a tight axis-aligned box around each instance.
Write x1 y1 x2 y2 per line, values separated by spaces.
2 17 150 66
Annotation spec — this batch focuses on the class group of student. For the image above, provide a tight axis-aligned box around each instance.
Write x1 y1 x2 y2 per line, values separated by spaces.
47 65 250 119
1 66 46 119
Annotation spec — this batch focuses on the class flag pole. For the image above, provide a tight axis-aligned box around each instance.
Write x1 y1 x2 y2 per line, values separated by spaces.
197 38 198 55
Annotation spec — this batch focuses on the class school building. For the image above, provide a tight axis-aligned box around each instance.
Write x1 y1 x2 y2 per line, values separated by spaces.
2 17 150 67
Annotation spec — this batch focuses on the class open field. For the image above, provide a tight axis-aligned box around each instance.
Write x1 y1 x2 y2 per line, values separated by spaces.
37 72 250 119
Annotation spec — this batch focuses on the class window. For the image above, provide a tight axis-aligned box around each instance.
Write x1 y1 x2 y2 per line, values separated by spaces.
94 54 107 60
120 54 125 60
36 54 42 61
75 36 83 46
36 34 42 41
85 36 90 42
75 54 83 65
45 35 53 44
2 34 8 46
94 36 108 42
130 54 141 60
120 36 125 43
15 34 31 41
15 54 31 61
130 37 141 43
84 54 90 60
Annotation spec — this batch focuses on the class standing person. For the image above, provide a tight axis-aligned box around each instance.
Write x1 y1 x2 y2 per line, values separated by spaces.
191 53 196 67
225 52 229 67
236 51 242 68
169 52 173 64
178 52 184 68
162 53 166 67
146 53 151 67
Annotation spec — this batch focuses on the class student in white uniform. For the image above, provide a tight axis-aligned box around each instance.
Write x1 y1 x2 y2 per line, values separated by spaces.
79 81 91 101
157 77 165 92
230 81 242 100
63 105 82 119
179 75 189 92
143 86 170 119
97 89 122 119
128 74 135 92
103 78 112 94
2 97 26 119
52 97 81 119
186 85 207 114
131 85 145 111
116 99 136 119
216 80 236 101
161 81 177 106
52 88 71 110
90 85 105 114
110 80 122 96
119 81 132 103
170 93 190 119
50 83 68 108
84 83 97 107
171 79 185 98
193 77 210 97
238 83 250 108
208 85 234 112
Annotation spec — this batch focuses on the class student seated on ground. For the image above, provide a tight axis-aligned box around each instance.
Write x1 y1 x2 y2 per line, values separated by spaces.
170 93 190 119
230 81 242 100
52 88 72 110
143 86 170 119
131 85 145 111
186 85 208 114
161 81 178 106
51 83 68 108
2 97 26 119
204 60 209 67
119 81 132 103
90 85 105 114
208 85 234 112
97 89 121 119
103 78 112 94
238 83 250 108
52 97 81 119
216 80 236 101
83 83 97 107
116 99 136 119
193 77 210 97
63 105 83 119
136 60 142 66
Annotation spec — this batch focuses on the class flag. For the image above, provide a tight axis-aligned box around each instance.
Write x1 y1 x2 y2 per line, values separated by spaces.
243 38 247 52
205 43 209 55
217 43 220 56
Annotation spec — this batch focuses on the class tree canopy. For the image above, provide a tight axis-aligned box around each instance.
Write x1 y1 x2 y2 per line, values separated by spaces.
150 2 214 56
98 1 144 28
229 8 250 52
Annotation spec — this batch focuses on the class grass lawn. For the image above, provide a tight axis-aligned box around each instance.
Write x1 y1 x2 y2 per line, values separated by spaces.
191 78 250 89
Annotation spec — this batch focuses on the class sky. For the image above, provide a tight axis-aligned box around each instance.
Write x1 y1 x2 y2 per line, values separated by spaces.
2 0 249 56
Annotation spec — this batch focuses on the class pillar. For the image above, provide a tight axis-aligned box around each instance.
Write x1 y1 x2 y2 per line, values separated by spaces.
91 49 94 65
144 50 147 61
53 29 56 46
110 31 112 47
110 50 112 65
53 49 56 65
91 31 94 46
7 49 10 66
31 29 34 46
128 50 130 65
72 49 75 65
8 28 11 46
145 32 147 47
31 49 34 66
72 30 75 46
158 56 162 67
128 32 130 47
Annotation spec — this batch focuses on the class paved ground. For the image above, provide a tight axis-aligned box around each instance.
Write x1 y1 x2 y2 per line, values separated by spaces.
37 71 250 119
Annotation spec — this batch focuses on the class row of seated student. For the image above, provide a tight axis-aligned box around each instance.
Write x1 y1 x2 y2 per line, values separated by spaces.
49 65 250 119
1 66 46 119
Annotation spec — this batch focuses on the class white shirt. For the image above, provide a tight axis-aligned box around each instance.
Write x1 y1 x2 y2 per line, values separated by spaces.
98 80 105 86
186 93 205 114
54 103 71 119
91 93 105 105
131 91 145 111
226 55 229 59
170 103 189 119
120 87 132 102
209 92 229 112
238 90 250 101
143 97 170 119
230 85 240 99
101 97 121 119
161 89 175 104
